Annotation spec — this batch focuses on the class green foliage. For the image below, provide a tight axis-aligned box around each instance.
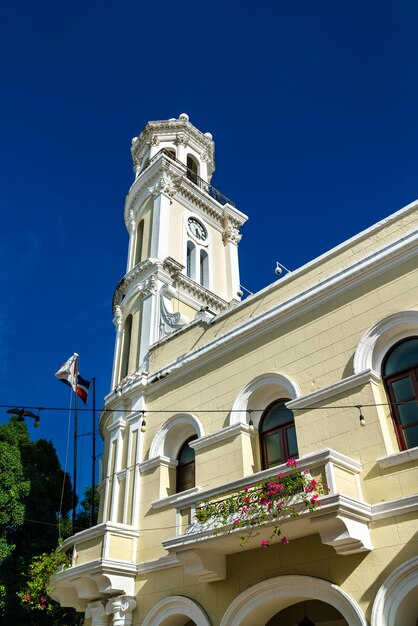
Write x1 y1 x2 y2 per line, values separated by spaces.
0 421 30 564
0 416 73 624
17 546 83 625
195 458 330 547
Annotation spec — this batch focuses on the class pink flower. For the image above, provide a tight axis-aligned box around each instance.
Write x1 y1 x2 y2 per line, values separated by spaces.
40 597 46 602
23 595 30 601
261 540 270 548
277 472 284 478
241 507 248 514
244 485 251 492
259 498 269 506
310 479 318 487
233 519 239 525
243 496 250 503
323 483 329 490
310 494 319 505
286 458 298 468
281 536 289 545
305 485 314 492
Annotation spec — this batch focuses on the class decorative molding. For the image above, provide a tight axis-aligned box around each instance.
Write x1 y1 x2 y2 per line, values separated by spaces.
220 575 367 626
85 601 108 626
106 595 136 626
287 369 381 410
371 555 418 626
377 445 418 468
222 218 242 245
190 422 255 451
140 228 418 395
176 548 226 582
142 595 212 626
151 486 201 510
149 413 205 459
159 284 190 338
372 494 418 520
354 310 418 375
138 455 178 474
136 553 180 574
231 373 300 425
107 417 127 434
163 256 229 312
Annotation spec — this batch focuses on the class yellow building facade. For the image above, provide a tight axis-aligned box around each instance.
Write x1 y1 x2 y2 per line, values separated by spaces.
51 115 418 626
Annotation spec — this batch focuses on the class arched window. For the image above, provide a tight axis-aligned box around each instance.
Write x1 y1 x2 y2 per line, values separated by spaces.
186 154 199 184
164 148 176 160
176 435 198 493
134 219 144 266
200 250 209 287
260 399 298 469
186 241 196 279
120 315 132 380
383 337 418 450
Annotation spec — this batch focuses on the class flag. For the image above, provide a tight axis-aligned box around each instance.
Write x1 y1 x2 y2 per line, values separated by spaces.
76 374 91 405
55 353 91 404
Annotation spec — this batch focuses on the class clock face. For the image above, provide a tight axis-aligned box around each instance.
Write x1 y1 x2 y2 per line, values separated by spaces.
188 217 207 241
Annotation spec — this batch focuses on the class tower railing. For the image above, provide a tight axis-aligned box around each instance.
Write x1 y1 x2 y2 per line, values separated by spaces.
146 149 236 207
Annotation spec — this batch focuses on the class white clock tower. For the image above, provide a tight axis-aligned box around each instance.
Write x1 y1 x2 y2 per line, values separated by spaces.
110 113 248 389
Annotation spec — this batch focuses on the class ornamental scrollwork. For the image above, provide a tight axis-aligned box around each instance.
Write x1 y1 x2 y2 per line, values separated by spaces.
222 221 242 245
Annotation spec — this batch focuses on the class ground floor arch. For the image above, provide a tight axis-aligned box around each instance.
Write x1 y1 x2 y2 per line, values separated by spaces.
220 575 367 626
142 595 211 626
372 556 418 626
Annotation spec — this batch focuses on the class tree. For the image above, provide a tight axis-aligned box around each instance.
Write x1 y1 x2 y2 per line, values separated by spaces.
0 416 73 624
0 419 30 616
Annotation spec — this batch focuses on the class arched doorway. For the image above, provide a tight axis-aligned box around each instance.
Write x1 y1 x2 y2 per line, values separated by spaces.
142 595 211 626
266 599 347 625
220 576 366 626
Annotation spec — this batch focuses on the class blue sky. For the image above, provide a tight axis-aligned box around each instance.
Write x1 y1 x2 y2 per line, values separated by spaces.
1 1 418 506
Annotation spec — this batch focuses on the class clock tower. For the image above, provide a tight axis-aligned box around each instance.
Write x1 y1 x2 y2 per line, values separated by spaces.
111 113 248 389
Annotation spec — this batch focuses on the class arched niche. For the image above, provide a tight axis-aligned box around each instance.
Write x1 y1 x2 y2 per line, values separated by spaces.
230 373 300 429
372 556 418 626
220 575 366 626
142 595 211 626
354 310 418 377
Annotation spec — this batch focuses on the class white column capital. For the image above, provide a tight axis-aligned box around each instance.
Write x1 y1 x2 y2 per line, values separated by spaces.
85 600 108 626
106 595 136 626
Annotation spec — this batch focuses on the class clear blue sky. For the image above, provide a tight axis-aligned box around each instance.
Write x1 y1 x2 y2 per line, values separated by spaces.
1 0 418 503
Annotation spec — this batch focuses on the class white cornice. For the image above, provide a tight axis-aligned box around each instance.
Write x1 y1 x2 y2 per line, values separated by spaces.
143 227 418 394
136 554 180 574
190 423 255 451
371 493 418 520
376 445 418 468
124 153 247 232
139 455 178 473
151 486 202 510
287 369 381 409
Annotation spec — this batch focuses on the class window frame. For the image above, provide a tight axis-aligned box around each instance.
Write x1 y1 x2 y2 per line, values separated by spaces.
382 337 418 451
176 435 198 493
259 398 297 469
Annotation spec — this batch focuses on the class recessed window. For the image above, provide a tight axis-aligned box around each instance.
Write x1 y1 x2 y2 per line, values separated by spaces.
260 399 298 469
383 337 418 450
186 154 199 184
176 435 198 493
186 241 196 279
134 219 144 266
120 315 132 380
200 250 209 288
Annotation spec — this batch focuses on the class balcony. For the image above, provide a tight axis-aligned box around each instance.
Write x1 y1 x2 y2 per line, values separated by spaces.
161 449 372 582
146 149 236 207
49 522 139 612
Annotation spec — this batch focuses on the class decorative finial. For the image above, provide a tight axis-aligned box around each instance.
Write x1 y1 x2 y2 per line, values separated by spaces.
204 132 213 140
179 113 189 121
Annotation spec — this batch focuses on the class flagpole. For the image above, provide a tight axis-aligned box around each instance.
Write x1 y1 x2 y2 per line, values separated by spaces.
72 356 79 535
91 377 96 527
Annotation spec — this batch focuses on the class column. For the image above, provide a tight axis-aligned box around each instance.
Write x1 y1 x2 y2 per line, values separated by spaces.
85 600 108 626
106 596 136 626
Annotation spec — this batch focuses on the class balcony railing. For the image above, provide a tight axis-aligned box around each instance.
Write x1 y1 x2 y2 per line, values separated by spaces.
145 149 236 207
160 450 371 581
